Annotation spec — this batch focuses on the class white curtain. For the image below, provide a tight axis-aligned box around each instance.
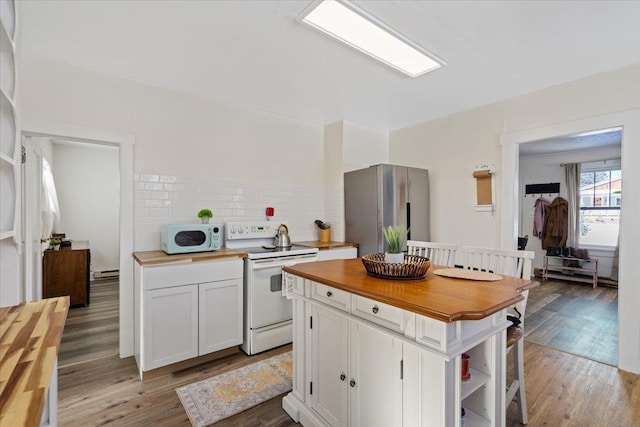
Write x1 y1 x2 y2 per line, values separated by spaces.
564 163 580 248
41 158 61 241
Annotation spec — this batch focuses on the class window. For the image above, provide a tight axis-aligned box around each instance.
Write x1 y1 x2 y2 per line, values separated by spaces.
579 168 621 246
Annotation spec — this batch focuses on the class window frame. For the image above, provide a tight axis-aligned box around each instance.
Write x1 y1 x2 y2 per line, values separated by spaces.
579 166 621 247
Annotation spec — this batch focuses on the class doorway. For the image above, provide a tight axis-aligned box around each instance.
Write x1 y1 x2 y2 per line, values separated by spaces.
21 122 135 359
500 109 640 374
515 130 620 366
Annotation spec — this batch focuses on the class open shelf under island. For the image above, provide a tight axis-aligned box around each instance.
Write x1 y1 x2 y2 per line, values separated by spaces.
281 258 536 427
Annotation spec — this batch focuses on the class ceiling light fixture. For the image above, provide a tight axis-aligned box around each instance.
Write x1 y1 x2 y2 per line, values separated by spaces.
299 0 445 78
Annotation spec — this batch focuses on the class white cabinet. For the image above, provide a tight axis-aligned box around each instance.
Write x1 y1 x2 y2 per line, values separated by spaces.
283 273 507 427
199 279 243 354
348 320 403 427
309 304 402 427
134 258 243 376
145 284 199 369
309 304 348 426
316 247 357 261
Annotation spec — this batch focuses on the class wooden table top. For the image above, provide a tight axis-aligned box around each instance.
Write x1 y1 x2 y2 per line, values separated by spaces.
0 297 69 427
133 248 247 266
283 258 536 323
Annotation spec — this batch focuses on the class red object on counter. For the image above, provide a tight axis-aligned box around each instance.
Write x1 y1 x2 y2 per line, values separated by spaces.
266 207 275 217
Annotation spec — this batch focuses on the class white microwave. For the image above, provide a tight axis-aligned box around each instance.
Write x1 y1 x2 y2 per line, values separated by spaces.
161 224 223 254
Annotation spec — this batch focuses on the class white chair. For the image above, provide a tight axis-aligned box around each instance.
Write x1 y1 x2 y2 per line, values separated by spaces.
407 240 457 267
457 246 535 425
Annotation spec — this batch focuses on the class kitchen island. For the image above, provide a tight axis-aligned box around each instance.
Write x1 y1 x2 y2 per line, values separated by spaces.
282 258 534 427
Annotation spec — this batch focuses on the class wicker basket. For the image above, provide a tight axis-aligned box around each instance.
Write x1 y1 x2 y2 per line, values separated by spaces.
361 253 431 280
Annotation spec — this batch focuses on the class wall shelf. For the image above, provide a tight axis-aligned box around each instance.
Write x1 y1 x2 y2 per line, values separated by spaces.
0 0 21 306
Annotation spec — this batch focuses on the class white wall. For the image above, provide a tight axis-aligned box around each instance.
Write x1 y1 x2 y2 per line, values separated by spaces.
343 121 388 173
389 64 639 247
20 56 330 249
390 104 504 246
20 56 325 186
323 120 389 242
390 64 640 374
519 146 621 274
52 142 120 273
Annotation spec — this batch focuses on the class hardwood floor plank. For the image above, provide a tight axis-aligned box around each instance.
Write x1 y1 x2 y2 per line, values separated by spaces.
507 341 640 426
525 279 618 366
58 279 119 368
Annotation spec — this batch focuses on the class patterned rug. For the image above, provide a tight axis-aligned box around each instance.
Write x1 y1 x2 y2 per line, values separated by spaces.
176 351 293 426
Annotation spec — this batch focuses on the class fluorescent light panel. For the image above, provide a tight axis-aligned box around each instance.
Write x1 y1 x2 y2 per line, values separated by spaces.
301 0 443 78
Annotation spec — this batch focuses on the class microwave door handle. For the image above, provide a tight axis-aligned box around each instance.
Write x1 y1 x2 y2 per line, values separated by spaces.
209 229 213 248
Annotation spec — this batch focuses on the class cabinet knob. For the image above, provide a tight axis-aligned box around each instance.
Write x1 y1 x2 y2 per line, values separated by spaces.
372 306 379 314
326 291 333 297
350 379 356 387
340 373 346 381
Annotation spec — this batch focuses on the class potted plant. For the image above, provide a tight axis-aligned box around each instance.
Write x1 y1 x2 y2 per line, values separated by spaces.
197 208 213 224
382 225 408 263
49 238 61 251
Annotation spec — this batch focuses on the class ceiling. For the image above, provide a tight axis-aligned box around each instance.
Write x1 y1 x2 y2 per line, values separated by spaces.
19 1 640 132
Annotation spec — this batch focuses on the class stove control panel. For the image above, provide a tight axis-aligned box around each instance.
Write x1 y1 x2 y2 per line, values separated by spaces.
226 221 288 240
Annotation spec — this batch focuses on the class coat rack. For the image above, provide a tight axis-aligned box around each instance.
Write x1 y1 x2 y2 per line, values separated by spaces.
525 182 560 197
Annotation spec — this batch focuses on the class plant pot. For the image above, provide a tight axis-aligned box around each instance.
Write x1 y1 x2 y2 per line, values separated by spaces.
384 252 404 263
52 245 60 251
201 217 210 224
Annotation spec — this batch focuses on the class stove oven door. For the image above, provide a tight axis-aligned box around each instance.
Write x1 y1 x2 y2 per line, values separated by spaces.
248 255 316 329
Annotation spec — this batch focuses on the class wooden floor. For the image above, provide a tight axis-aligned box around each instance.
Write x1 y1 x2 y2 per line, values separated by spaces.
57 277 638 426
57 342 640 427
58 278 119 368
525 278 618 366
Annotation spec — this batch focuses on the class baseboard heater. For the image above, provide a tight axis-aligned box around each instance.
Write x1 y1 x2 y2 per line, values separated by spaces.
94 269 119 279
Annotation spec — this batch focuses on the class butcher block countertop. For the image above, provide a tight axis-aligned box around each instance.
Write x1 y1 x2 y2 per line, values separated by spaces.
294 241 358 250
0 297 69 427
133 248 247 266
283 258 534 323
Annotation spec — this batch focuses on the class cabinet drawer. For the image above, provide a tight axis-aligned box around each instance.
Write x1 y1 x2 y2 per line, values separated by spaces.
310 282 350 312
351 295 406 333
142 258 242 290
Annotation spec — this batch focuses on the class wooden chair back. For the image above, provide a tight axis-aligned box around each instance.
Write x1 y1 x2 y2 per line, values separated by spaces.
457 246 535 321
407 241 457 267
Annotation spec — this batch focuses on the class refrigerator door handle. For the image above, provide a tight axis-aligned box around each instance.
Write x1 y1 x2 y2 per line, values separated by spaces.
406 202 411 240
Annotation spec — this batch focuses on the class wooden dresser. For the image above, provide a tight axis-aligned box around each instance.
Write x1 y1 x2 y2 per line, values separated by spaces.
43 240 91 306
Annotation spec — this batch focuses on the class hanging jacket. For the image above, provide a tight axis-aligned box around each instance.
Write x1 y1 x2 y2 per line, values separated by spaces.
533 197 550 238
541 197 568 249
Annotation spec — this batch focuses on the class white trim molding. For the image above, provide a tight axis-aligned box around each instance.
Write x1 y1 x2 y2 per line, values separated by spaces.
500 109 640 374
22 121 136 358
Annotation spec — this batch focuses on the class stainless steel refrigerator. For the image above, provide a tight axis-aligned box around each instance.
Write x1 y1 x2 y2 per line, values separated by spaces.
344 164 430 256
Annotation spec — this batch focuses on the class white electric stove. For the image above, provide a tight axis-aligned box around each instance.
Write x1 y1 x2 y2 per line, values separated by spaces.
226 221 318 355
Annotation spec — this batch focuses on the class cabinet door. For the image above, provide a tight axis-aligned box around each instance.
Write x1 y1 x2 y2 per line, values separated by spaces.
350 322 403 427
199 279 243 355
310 304 349 427
144 285 198 370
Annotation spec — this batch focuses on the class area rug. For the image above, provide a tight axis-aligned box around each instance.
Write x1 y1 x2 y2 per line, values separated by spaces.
176 351 292 426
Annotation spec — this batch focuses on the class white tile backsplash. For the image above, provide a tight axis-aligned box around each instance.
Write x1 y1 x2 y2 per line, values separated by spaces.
134 173 330 251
